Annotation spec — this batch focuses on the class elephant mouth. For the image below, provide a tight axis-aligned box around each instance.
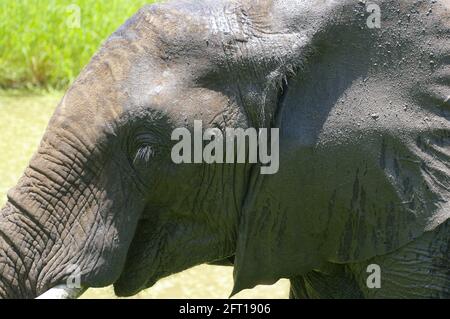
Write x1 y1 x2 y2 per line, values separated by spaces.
112 272 160 298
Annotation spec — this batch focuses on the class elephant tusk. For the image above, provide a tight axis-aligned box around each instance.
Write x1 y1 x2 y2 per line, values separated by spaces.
36 285 87 299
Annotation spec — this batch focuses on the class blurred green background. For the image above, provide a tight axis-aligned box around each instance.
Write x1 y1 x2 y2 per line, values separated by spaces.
0 1 289 298
0 0 151 90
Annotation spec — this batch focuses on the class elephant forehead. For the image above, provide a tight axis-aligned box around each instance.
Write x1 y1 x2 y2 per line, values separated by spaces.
128 2 247 57
122 0 288 68
53 59 127 136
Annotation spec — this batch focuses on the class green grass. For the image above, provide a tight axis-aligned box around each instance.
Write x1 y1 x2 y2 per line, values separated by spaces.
0 0 154 90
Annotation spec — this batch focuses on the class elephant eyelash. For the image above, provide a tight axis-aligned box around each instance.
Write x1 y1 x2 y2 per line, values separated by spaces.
133 145 154 164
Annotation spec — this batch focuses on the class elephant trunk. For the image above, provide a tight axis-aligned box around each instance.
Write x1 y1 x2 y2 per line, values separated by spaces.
0 30 145 299
0 198 89 298
0 72 121 299
0 201 43 298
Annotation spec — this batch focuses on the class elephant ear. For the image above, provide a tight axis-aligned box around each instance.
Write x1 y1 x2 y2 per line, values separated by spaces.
232 20 450 293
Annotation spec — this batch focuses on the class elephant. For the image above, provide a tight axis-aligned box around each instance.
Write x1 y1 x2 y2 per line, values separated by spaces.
0 0 449 299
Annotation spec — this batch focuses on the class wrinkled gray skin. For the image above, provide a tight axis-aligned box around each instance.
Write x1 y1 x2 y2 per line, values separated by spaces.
0 0 449 299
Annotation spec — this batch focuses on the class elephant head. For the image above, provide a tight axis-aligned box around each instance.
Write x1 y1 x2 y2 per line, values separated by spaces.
1 0 449 298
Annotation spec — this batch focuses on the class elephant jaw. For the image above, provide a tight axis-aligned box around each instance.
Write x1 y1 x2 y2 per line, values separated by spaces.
36 285 87 299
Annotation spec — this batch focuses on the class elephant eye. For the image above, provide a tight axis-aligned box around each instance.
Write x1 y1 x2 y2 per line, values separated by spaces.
133 145 155 165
